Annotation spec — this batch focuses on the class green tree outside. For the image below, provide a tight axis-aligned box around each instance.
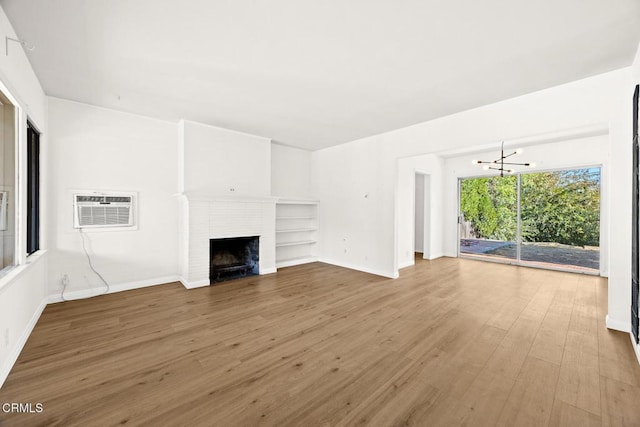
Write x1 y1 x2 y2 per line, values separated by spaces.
460 168 600 247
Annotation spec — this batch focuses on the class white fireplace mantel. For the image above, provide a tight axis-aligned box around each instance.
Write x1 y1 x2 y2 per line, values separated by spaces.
178 193 277 289
177 192 279 204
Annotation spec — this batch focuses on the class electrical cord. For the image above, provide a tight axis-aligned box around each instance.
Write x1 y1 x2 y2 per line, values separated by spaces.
79 228 110 296
61 276 68 302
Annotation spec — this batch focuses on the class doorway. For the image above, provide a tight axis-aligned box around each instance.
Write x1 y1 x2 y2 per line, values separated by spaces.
414 173 430 259
458 167 601 274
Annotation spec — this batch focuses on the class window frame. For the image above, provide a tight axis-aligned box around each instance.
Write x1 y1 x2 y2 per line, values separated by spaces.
26 120 40 256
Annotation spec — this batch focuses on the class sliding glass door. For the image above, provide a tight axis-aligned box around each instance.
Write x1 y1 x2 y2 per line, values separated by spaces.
459 167 600 274
459 176 517 263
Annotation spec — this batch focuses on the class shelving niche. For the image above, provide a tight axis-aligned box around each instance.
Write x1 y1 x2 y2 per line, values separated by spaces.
275 199 318 268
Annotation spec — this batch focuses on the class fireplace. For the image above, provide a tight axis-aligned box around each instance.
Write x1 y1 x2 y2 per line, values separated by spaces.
209 236 259 284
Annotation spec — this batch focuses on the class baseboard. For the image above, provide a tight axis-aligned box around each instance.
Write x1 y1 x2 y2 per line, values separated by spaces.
179 267 277 289
631 333 640 366
319 258 398 279
399 254 444 267
180 278 209 289
49 275 181 303
398 260 414 269
606 315 631 333
0 298 47 389
275 257 318 269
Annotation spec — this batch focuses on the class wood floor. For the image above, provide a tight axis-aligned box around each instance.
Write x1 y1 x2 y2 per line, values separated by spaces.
1 257 639 426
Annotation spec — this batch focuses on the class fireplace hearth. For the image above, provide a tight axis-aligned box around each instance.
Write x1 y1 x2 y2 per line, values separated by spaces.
209 236 259 284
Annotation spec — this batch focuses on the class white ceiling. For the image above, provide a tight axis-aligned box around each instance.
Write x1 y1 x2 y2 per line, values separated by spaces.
2 1 639 150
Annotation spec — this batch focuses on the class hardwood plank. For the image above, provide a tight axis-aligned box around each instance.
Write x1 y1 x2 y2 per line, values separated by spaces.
484 316 542 380
600 375 640 426
0 259 638 426
528 311 571 365
453 369 515 426
548 399 601 427
496 356 560 426
555 343 601 415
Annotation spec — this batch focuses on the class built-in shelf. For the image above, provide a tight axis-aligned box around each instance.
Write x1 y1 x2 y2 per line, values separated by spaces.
276 216 315 220
276 240 316 247
275 199 319 268
276 228 317 233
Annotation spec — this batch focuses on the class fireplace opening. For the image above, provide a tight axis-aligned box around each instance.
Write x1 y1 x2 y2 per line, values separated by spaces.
210 236 259 284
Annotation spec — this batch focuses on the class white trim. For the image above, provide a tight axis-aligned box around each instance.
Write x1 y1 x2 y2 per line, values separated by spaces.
180 278 209 289
319 258 398 279
180 268 277 289
48 275 181 303
426 253 444 260
605 315 631 333
631 333 640 366
276 257 318 268
180 119 271 143
179 192 279 203
48 96 177 126
276 198 320 205
398 260 414 269
0 297 47 389
0 249 47 296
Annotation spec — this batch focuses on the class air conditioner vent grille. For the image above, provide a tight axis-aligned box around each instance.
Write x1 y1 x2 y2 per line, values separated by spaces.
79 206 131 227
74 193 135 229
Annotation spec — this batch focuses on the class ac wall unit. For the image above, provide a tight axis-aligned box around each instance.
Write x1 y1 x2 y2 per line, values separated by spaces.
73 193 134 229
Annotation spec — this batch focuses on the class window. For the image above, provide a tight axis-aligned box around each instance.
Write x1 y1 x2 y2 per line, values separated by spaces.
459 167 601 274
27 122 40 255
0 91 16 274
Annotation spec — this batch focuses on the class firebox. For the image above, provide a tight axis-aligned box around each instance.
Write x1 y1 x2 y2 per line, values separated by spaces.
209 236 259 284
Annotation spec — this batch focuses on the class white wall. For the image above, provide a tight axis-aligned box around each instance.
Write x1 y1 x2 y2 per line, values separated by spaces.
313 139 392 277
271 143 312 198
0 252 47 388
181 120 271 197
633 42 640 83
443 134 610 275
313 68 632 330
47 98 180 299
0 4 48 388
397 154 444 269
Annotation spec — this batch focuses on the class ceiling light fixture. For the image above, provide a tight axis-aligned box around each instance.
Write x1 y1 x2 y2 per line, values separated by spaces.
471 142 535 177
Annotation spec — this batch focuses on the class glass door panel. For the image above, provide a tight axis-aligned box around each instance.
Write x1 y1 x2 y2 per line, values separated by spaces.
459 176 518 262
520 168 600 273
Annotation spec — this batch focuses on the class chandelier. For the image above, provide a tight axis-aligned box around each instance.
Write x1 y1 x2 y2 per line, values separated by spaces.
472 142 535 177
